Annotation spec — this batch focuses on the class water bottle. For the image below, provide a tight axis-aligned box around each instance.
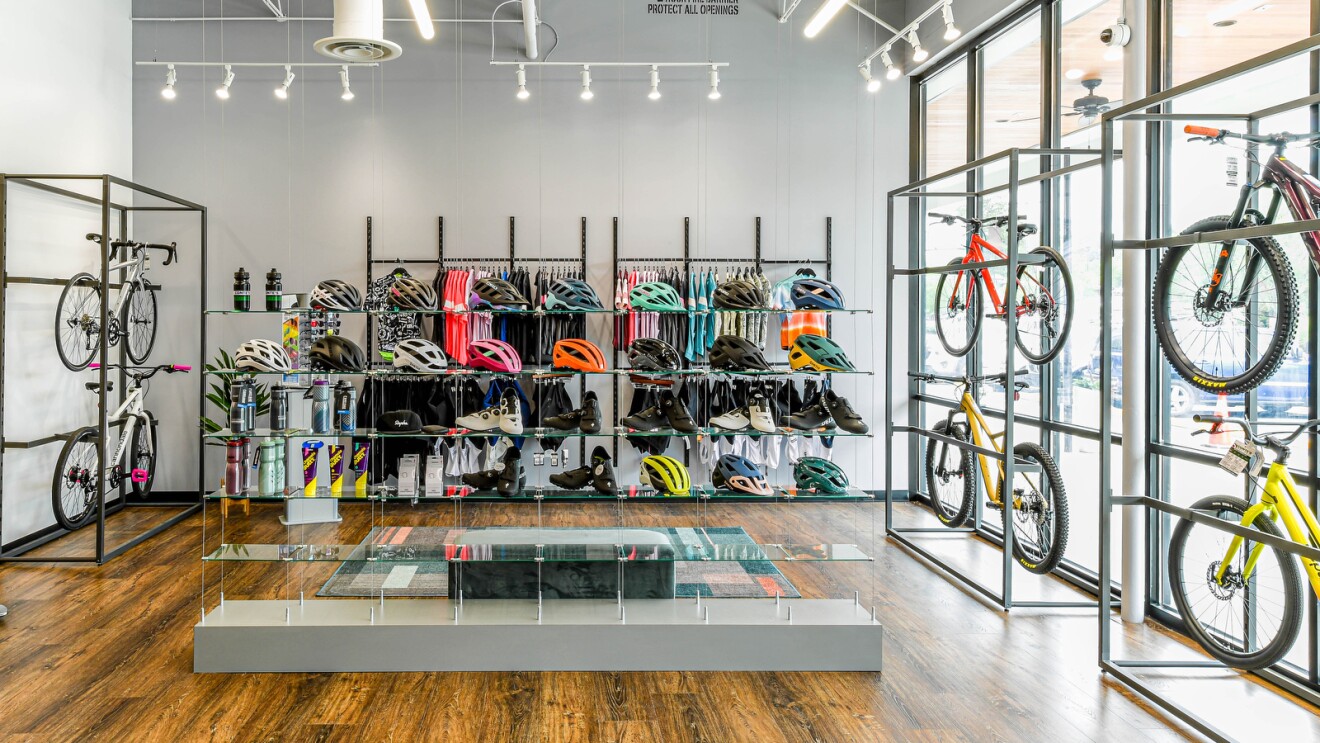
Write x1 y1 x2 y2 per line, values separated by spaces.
311 380 332 434
269 383 289 431
334 381 356 432
258 440 285 496
241 379 257 432
241 437 254 491
229 378 247 433
233 267 251 311
224 439 244 495
265 268 282 311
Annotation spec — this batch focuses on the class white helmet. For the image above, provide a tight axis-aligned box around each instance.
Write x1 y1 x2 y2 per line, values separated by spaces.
235 338 292 372
392 337 448 373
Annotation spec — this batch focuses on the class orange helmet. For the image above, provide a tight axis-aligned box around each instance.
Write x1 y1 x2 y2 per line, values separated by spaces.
552 339 607 373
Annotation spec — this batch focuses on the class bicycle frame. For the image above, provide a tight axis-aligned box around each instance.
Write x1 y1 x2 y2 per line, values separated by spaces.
105 384 150 482
1223 462 1320 599
951 387 1019 506
948 235 1011 316
106 246 149 318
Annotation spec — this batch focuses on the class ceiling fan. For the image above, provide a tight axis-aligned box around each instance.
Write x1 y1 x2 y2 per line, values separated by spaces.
995 78 1121 127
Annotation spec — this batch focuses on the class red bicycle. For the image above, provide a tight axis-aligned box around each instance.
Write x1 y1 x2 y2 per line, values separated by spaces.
929 213 1074 365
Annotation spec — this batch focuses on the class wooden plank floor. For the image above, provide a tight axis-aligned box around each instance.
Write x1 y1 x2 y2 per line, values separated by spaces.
0 501 1317 741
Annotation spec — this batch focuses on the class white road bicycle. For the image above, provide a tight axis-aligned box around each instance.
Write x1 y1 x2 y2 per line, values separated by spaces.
52 363 190 531
54 233 177 371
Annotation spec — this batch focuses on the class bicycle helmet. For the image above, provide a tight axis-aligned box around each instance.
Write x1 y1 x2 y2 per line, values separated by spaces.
627 337 682 372
467 338 522 373
629 282 684 312
640 454 691 496
309 279 362 311
544 278 604 310
793 456 849 495
388 277 438 311
788 334 855 372
472 277 530 308
709 335 772 371
552 339 607 373
711 454 772 496
309 335 366 371
713 279 768 310
790 277 846 310
392 338 448 372
235 338 292 373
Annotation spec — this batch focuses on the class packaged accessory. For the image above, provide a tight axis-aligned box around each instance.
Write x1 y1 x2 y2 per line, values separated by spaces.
351 440 370 497
301 441 323 496
424 455 444 497
397 454 420 497
329 445 345 496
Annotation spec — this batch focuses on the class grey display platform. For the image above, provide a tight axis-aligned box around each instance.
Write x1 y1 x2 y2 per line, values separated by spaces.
194 598 883 672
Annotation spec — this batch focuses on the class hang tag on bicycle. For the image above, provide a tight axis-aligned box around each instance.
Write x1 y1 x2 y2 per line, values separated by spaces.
1218 439 1259 477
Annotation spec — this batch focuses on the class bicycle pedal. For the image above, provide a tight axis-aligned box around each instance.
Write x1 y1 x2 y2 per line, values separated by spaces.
130 468 150 484
985 500 1003 511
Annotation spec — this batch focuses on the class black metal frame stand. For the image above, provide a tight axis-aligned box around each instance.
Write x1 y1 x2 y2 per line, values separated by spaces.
0 174 206 564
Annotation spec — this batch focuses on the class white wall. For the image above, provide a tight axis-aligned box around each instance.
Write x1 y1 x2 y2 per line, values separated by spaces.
0 0 134 544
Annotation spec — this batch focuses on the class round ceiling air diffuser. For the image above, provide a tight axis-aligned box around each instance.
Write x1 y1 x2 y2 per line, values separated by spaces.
314 0 402 62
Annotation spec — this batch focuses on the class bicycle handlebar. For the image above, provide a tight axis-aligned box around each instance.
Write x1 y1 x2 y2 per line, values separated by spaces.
911 369 1031 388
1192 414 1320 448
84 233 178 265
88 362 191 379
1183 124 1320 148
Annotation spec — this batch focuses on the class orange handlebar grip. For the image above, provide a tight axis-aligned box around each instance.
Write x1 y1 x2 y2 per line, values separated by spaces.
1184 125 1222 137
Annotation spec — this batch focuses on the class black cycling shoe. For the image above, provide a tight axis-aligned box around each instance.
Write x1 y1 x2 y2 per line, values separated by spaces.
461 470 500 490
621 404 666 432
658 390 698 433
821 389 868 434
787 399 836 431
549 465 592 490
579 391 601 434
589 445 617 494
497 448 524 497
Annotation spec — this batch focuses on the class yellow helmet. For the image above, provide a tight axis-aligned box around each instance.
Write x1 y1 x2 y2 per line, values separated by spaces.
640 455 691 496
788 334 855 372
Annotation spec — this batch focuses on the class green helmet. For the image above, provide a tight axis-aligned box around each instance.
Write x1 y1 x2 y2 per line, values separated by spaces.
793 457 849 495
789 334 855 372
629 282 684 311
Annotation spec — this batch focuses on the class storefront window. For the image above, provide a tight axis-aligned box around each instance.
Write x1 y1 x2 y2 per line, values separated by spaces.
980 12 1043 155
1168 0 1310 86
923 60 969 175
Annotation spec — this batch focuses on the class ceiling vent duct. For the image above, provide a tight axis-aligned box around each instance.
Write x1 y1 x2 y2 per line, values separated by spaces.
314 0 402 62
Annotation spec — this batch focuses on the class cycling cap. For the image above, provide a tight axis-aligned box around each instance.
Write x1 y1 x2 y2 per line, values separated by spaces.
472 277 530 308
388 277 438 311
640 454 691 496
793 456 849 495
310 279 362 311
709 334 772 371
713 279 768 310
392 337 448 373
788 334 855 372
627 337 682 372
552 339 607 373
467 338 523 373
235 338 292 373
629 282 684 312
544 278 604 310
309 335 366 371
375 410 423 434
790 277 846 310
712 454 772 496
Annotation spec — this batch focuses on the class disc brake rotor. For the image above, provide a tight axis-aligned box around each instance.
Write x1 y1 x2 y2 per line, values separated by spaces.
1205 560 1241 601
1193 285 1230 327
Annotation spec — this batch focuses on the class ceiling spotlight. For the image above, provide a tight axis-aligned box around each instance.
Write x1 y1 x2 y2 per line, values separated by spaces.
408 0 436 41
648 65 661 101
161 64 177 100
515 64 530 99
215 64 233 100
1065 68 1085 80
580 66 594 101
275 65 295 100
908 30 928 63
942 2 961 40
339 66 355 101
882 49 901 80
804 0 848 39
859 61 880 93
707 66 721 100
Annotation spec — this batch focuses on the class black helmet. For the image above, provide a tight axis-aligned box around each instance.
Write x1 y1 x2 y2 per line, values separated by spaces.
472 277 529 308
310 279 362 311
628 337 682 371
713 279 767 310
544 278 603 310
790 277 846 310
389 277 438 311
310 335 366 371
709 335 771 371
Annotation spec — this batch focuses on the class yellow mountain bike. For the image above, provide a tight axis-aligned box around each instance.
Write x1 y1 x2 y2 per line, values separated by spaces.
1168 414 1320 670
917 371 1070 574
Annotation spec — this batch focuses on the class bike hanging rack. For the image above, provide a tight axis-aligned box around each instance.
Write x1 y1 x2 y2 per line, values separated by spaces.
0 174 206 564
884 147 1110 611
1098 33 1320 743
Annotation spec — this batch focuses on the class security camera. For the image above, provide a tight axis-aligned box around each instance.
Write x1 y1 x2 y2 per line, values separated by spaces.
1099 22 1131 48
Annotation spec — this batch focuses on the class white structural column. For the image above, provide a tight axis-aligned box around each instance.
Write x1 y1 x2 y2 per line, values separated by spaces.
1120 0 1148 624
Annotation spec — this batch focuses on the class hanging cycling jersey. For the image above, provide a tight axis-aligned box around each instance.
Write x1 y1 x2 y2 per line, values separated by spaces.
365 268 422 362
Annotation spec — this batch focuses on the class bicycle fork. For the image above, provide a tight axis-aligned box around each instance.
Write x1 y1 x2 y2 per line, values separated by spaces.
1204 184 1269 309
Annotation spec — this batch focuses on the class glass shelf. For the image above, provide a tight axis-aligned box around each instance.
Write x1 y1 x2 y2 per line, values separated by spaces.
203 426 870 440
205 307 872 316
204 484 873 502
205 366 872 379
203 541 872 563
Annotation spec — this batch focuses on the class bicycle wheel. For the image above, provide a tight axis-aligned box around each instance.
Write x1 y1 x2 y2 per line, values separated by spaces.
1168 494 1302 670
123 282 158 364
129 412 157 498
933 260 982 358
997 442 1069 574
54 273 103 371
1153 216 1298 395
51 427 100 531
1013 247 1074 365
925 420 976 527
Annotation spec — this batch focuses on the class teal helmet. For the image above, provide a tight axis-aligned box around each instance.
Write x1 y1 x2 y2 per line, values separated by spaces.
629 282 684 312
793 457 849 495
